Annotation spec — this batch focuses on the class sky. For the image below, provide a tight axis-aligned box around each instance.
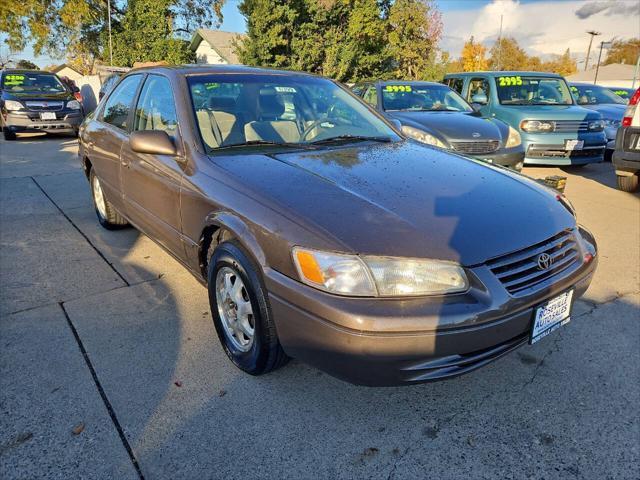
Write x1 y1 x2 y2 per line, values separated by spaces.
2 0 639 68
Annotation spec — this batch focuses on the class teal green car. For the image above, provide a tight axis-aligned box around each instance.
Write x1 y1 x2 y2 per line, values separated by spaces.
443 72 607 166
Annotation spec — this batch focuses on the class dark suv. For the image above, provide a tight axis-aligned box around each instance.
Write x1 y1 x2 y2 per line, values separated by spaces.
0 69 84 140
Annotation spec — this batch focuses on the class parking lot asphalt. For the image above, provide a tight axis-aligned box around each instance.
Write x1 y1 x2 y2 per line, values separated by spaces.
1 133 638 480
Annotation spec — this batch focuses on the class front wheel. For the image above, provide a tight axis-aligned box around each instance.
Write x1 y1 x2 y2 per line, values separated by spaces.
2 128 16 141
208 241 288 375
89 169 129 229
616 174 639 192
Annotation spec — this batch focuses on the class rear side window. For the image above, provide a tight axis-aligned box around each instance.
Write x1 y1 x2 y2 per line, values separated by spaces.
134 75 178 135
102 75 142 130
446 77 464 95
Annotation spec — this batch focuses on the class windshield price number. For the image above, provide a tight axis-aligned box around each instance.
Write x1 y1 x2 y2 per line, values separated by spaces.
385 85 412 93
498 76 523 87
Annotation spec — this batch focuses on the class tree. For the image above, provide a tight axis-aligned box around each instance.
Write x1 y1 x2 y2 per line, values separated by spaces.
604 38 640 65
459 36 488 71
0 0 226 68
16 59 39 69
541 49 577 76
387 0 443 80
489 37 528 71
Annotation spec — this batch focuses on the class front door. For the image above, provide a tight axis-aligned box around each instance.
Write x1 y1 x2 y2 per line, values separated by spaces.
120 74 185 259
467 77 492 117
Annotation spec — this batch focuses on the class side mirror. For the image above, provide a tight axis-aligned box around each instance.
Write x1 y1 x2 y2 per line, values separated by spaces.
130 130 177 156
389 118 403 130
470 93 488 105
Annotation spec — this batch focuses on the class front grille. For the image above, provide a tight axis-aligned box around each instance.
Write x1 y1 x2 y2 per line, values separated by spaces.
527 145 604 158
487 229 581 295
25 101 64 111
451 140 500 154
552 120 589 132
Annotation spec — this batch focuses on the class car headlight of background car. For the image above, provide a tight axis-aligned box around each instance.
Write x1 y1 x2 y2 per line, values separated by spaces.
587 120 604 131
401 125 447 148
293 247 469 297
67 100 82 110
3 100 24 111
505 126 522 148
602 118 620 128
519 120 554 133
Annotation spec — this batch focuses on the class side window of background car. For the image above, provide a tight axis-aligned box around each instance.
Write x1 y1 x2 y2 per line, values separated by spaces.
133 75 178 136
447 78 464 95
468 78 490 104
102 75 142 130
363 86 378 107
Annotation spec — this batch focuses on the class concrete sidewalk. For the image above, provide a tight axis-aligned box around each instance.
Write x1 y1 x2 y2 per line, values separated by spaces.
1 133 638 479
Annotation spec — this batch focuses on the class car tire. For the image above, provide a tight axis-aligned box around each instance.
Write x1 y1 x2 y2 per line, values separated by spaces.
207 241 288 376
616 174 639 192
2 128 16 141
89 169 129 229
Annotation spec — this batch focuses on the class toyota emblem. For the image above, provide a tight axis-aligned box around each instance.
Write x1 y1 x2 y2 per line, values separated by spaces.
472 132 481 138
537 253 553 270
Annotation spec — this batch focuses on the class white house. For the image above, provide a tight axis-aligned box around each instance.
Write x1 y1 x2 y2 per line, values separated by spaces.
50 64 84 83
189 29 246 65
566 63 638 88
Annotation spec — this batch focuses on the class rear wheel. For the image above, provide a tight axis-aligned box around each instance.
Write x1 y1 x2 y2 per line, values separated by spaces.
208 241 288 375
616 174 639 192
89 169 128 229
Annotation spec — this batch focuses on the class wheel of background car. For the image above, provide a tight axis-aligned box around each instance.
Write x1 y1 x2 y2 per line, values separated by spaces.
2 128 16 141
616 174 639 192
89 169 129 229
207 241 288 375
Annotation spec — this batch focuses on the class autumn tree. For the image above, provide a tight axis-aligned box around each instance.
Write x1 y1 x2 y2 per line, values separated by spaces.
489 37 528 70
604 38 640 65
459 36 488 71
16 59 39 69
541 49 577 76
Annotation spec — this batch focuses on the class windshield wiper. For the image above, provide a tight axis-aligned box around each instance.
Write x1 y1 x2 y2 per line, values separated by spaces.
216 140 316 150
308 135 393 145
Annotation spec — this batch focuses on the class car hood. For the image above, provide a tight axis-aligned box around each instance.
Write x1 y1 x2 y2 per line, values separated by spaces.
503 104 602 120
388 111 504 142
578 103 625 120
214 141 575 265
2 91 72 102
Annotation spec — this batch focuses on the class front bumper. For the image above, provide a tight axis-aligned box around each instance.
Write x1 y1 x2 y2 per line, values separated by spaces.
612 126 640 174
266 228 598 386
522 132 606 165
2 110 83 133
475 147 525 171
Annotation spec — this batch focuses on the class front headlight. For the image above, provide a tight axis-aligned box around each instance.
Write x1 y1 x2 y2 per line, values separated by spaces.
67 100 81 110
588 119 604 131
401 125 447 148
292 247 469 297
505 126 522 148
4 100 23 111
602 118 620 128
520 120 554 133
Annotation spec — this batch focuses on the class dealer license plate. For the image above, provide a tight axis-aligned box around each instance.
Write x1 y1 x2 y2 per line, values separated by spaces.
530 290 574 344
39 112 56 120
565 139 584 151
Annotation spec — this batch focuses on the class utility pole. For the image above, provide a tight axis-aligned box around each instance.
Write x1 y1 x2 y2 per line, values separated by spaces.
496 14 503 71
584 30 600 71
107 0 113 66
594 40 611 84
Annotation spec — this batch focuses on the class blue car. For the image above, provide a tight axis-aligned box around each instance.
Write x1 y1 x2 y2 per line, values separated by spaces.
444 72 607 167
570 82 626 157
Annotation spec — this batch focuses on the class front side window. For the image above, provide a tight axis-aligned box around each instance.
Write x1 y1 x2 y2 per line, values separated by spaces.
570 84 626 105
495 76 573 105
468 78 490 103
363 86 378 107
446 77 464 95
187 74 399 151
134 75 178 135
102 75 142 130
382 84 472 112
1 72 66 94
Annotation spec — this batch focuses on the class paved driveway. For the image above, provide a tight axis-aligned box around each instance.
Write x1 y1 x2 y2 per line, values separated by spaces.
1 133 638 479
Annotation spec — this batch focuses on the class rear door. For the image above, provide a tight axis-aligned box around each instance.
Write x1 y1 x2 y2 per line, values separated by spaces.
120 74 186 258
89 74 143 213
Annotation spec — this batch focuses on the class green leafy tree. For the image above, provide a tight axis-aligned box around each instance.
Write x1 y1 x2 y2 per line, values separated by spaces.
604 38 640 65
16 59 39 69
489 37 528 71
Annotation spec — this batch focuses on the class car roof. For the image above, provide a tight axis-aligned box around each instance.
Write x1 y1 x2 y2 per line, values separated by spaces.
127 64 319 79
2 69 56 75
445 71 562 78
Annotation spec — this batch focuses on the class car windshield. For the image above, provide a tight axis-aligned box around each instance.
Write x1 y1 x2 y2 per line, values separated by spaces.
495 76 573 105
1 72 67 94
570 84 626 105
381 84 473 112
187 74 399 151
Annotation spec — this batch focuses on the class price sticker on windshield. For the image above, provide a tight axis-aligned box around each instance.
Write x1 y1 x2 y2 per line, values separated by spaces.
4 74 25 86
385 85 412 93
497 76 523 87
